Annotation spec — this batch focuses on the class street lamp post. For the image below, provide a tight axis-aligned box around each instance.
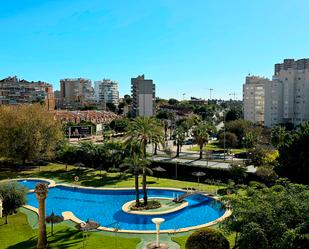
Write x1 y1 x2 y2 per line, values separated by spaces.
223 112 226 161
152 218 165 248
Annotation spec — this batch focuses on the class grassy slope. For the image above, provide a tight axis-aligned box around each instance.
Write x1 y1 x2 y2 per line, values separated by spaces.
0 163 221 192
0 212 140 249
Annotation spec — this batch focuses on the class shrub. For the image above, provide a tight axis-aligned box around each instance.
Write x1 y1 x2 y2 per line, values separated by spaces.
237 222 268 249
218 132 238 148
185 228 229 249
0 182 27 224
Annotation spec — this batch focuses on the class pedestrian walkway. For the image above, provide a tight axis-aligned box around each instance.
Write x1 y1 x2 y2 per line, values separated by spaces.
151 155 256 173
136 234 180 249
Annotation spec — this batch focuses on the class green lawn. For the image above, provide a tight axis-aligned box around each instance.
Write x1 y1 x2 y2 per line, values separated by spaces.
0 163 224 248
0 163 221 192
0 212 140 249
190 141 246 154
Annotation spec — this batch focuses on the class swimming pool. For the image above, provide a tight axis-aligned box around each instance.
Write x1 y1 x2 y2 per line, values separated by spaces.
26 185 226 232
17 179 50 190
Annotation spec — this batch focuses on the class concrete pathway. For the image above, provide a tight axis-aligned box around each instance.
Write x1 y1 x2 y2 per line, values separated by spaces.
151 155 256 173
136 234 180 249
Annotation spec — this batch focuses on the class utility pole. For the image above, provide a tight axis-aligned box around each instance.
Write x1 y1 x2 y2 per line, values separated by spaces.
208 88 214 100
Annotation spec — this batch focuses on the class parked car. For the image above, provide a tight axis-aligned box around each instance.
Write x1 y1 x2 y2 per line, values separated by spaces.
234 152 248 159
183 139 194 145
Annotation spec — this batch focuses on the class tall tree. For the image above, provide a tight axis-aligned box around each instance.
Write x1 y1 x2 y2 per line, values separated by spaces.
0 182 27 224
35 183 48 249
270 125 290 149
192 122 214 159
125 117 164 205
224 119 261 148
120 156 150 207
0 104 62 164
225 108 243 122
277 122 309 183
173 126 186 157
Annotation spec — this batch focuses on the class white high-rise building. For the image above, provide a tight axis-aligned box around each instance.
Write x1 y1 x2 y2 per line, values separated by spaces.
264 77 284 127
243 58 309 127
243 76 269 125
94 79 119 105
272 59 309 126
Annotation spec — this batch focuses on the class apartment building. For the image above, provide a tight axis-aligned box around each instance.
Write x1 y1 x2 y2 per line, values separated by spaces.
94 79 119 105
272 59 309 126
243 76 269 125
0 76 55 110
243 58 309 127
264 77 284 127
131 75 155 117
60 78 94 108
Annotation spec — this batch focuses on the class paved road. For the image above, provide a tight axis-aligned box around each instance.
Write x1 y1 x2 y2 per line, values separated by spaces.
150 155 257 173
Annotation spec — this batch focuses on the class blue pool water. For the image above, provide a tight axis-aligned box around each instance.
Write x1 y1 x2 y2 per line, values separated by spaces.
26 186 225 231
17 179 49 190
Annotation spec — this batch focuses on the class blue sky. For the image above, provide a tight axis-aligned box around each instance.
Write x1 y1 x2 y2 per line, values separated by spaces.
1 0 309 100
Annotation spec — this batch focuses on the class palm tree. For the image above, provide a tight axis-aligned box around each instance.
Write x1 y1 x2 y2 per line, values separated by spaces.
120 155 150 207
45 211 63 235
173 126 186 157
125 117 164 205
126 117 164 157
35 183 48 249
192 122 214 159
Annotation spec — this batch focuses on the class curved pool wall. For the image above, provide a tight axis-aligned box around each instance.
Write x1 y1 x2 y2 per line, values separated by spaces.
3 178 231 233
0 178 56 191
17 179 50 190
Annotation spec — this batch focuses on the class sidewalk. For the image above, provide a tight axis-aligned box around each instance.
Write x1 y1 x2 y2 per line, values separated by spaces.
150 154 256 173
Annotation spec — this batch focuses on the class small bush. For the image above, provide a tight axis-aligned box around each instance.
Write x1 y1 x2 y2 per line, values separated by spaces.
130 200 161 211
185 228 229 249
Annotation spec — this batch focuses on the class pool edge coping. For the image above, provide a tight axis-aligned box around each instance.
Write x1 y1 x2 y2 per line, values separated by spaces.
5 177 232 234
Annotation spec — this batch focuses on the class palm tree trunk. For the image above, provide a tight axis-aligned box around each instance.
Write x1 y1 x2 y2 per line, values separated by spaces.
37 198 47 248
176 141 180 157
199 144 203 159
135 172 140 207
143 140 147 159
142 167 148 206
